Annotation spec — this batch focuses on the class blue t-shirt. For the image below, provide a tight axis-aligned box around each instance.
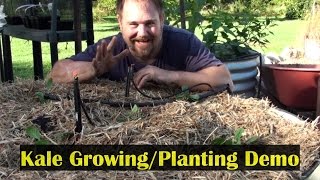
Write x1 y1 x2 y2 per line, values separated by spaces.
70 25 222 81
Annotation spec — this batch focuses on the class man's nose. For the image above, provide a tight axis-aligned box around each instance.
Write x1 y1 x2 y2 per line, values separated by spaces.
137 24 148 37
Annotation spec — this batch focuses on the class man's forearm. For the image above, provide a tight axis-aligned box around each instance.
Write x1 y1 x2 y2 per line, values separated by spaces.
50 59 96 83
167 65 233 91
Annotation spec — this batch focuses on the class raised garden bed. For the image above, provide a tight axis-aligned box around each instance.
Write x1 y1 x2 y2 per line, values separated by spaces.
0 79 319 179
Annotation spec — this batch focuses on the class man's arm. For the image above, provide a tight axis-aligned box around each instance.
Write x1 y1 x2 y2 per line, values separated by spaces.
50 37 129 83
50 59 96 83
134 64 234 92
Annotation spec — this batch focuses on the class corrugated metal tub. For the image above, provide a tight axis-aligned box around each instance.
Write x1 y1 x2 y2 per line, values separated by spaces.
224 52 260 98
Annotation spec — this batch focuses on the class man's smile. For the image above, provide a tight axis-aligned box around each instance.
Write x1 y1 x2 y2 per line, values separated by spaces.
135 40 152 47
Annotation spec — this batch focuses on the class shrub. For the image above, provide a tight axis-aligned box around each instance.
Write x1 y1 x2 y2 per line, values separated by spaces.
164 0 180 25
92 0 116 22
284 0 312 19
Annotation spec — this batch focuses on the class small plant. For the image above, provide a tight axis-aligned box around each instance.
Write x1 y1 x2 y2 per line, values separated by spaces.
128 104 144 120
211 128 259 145
176 85 200 101
116 104 142 122
15 2 51 16
131 104 139 114
26 125 50 145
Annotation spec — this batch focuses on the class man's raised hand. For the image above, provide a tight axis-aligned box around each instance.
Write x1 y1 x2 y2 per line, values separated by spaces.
92 36 130 76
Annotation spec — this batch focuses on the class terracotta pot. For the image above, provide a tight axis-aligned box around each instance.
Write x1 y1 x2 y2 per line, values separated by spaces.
261 64 320 110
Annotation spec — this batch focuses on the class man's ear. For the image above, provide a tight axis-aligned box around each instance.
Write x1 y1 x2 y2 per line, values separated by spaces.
117 14 122 31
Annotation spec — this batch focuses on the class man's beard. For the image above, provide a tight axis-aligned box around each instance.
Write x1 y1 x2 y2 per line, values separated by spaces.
127 35 162 62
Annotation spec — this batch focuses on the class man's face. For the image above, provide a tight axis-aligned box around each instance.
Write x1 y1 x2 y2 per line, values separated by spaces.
117 0 164 62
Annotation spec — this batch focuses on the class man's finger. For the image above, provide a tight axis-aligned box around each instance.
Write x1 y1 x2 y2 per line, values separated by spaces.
96 44 102 61
133 71 142 88
113 49 130 61
137 74 151 89
106 36 117 53
134 70 151 89
101 40 108 57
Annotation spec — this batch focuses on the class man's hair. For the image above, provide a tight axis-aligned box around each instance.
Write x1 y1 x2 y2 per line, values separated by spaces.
116 0 164 16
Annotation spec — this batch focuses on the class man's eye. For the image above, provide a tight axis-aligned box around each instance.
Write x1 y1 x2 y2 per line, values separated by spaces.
146 22 155 27
130 24 138 27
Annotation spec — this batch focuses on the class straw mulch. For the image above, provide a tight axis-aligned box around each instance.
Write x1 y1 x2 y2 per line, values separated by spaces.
0 79 319 180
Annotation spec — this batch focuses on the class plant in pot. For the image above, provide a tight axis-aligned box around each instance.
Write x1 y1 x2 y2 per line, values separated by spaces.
200 10 276 97
15 3 56 30
16 3 60 29
164 1 275 96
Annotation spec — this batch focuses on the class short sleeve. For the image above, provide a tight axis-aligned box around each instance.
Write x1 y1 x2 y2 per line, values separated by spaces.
185 34 222 72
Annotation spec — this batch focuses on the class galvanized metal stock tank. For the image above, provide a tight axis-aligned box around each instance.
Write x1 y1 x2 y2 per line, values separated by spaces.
223 51 260 97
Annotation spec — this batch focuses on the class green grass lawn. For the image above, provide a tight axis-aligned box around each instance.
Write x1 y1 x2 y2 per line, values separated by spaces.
3 18 307 79
7 21 120 79
253 19 307 54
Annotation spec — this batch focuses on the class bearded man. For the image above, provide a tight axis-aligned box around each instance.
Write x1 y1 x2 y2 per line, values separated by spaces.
50 0 234 91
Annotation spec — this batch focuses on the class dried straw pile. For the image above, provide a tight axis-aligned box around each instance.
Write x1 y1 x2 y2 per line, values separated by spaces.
0 79 319 179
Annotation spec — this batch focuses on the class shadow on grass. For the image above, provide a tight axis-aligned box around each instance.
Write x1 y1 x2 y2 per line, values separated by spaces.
94 26 119 32
102 16 117 23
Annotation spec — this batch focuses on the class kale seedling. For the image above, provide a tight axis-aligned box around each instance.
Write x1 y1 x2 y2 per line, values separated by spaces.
26 125 50 145
211 128 259 145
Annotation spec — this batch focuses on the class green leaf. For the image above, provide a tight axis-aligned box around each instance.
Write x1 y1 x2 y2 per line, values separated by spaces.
181 85 189 92
35 91 45 103
189 94 200 101
211 137 227 145
176 85 190 100
26 126 41 140
266 18 270 25
131 104 139 113
35 139 50 145
245 136 259 145
223 139 233 145
211 20 221 32
234 128 244 144
220 31 230 40
222 27 236 37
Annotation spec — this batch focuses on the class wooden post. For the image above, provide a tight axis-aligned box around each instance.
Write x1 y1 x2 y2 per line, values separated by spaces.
32 41 43 80
84 0 94 46
2 34 13 82
73 0 82 54
50 0 58 66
